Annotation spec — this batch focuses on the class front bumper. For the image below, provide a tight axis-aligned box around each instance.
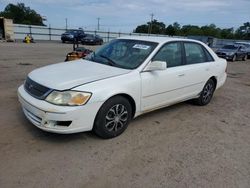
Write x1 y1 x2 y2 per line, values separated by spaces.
61 36 74 41
216 54 234 60
18 85 103 134
81 40 96 45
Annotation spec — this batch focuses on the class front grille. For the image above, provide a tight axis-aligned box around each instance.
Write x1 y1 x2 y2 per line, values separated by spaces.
24 77 52 99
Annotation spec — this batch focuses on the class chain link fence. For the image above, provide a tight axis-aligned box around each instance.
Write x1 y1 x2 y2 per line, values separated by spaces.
14 24 250 47
13 24 183 42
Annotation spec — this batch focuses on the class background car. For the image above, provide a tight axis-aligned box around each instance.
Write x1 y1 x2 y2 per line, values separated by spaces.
81 34 103 45
235 42 250 59
216 44 248 61
61 29 85 43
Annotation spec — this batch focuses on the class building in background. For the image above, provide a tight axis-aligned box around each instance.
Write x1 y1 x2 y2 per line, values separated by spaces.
0 17 14 41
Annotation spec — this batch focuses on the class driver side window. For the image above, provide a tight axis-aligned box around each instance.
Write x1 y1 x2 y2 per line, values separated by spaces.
152 42 182 68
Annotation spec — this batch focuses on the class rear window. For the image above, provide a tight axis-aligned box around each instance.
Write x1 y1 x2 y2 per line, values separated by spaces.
184 42 207 64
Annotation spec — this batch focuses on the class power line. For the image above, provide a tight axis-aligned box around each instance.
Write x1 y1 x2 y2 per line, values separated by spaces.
97 17 100 30
148 13 154 34
65 18 68 30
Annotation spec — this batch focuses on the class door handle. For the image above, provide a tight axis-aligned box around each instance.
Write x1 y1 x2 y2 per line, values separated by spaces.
178 74 185 77
205 68 210 71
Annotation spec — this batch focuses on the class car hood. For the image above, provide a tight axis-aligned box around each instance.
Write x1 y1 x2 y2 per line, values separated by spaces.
217 49 236 53
28 59 131 90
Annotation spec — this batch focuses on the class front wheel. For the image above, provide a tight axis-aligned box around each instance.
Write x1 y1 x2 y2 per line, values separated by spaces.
93 96 132 139
194 79 215 106
232 55 236 62
242 55 247 61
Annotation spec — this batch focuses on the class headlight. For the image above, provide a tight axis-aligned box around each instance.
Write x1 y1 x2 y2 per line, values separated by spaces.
45 91 91 106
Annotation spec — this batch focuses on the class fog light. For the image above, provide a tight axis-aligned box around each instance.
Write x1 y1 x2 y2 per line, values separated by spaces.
56 121 72 127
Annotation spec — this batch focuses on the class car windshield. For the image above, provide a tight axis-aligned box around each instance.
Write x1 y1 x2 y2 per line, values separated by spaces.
85 35 94 39
65 30 78 34
222 45 238 50
85 39 158 69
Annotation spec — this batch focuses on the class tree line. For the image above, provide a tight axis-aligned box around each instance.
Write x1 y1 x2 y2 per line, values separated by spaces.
134 20 250 40
1 3 249 40
0 3 45 26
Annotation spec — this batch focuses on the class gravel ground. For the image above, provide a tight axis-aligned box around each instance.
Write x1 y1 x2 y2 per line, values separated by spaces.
0 42 250 188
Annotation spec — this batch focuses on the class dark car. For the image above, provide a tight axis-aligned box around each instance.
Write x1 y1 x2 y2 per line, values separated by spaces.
81 34 103 45
61 29 86 43
235 42 250 59
216 44 248 61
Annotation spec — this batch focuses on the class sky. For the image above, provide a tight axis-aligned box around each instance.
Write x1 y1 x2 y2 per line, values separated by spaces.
0 0 249 32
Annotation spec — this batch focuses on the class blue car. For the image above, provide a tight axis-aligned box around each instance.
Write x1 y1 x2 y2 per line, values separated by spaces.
216 44 248 61
61 29 86 43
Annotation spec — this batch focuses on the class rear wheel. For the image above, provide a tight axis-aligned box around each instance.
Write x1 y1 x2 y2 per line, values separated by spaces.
194 79 215 106
93 96 132 139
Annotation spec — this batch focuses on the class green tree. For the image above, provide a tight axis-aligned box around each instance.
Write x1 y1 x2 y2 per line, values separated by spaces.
0 3 45 26
134 20 250 40
134 24 148 33
165 25 176 36
150 20 166 34
235 22 250 40
200 24 220 37
220 28 234 39
134 19 165 34
181 25 203 36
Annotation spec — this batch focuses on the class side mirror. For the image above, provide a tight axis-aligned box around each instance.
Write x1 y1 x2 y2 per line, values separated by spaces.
144 61 167 72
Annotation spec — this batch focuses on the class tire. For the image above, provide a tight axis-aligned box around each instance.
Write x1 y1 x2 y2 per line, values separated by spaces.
242 55 247 61
232 55 236 62
93 96 132 139
62 40 65 43
193 79 215 106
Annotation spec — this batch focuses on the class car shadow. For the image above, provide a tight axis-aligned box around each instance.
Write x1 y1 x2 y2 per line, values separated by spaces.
17 110 97 143
17 100 198 143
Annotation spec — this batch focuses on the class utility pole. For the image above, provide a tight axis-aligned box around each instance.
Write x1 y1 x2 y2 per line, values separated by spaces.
65 18 68 30
148 13 154 34
97 17 100 30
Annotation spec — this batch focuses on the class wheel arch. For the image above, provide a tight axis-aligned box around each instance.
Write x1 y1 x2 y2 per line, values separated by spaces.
104 93 136 119
209 76 217 89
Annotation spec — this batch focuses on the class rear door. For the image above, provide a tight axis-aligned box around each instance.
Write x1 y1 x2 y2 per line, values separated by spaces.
181 42 214 96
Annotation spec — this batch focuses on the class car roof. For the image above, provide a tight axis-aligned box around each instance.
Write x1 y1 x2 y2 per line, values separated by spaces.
67 29 83 32
235 42 250 45
118 36 202 45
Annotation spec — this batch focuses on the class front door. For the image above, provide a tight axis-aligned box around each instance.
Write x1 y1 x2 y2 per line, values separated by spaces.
141 42 187 111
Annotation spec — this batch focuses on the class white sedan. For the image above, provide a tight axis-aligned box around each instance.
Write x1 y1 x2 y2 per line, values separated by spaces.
18 36 227 138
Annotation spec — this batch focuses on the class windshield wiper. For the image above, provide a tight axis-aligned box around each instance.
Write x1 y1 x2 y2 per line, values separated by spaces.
99 54 118 67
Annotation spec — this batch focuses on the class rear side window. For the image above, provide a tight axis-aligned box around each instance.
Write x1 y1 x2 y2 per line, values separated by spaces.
153 42 182 68
184 42 207 64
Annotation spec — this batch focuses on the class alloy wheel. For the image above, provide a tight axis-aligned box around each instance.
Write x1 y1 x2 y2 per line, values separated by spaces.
105 104 128 132
202 82 214 103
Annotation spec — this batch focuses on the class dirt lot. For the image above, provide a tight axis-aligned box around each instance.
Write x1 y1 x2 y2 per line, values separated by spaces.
0 42 250 188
